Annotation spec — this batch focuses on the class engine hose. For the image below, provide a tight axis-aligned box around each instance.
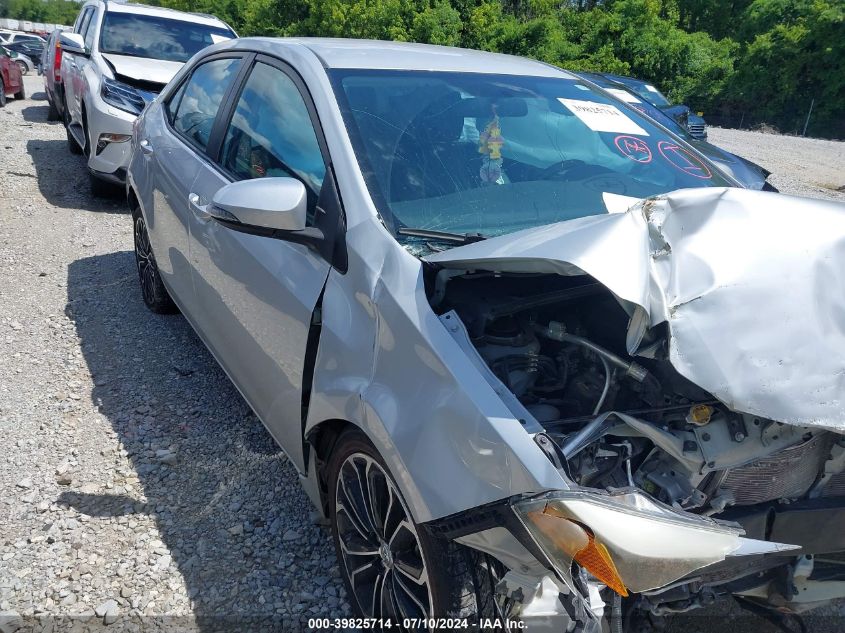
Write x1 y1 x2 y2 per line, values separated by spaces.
534 322 651 383
593 356 612 415
560 411 620 460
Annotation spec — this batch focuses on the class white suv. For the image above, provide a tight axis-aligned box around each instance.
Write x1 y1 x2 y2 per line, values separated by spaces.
0 31 46 45
60 0 235 194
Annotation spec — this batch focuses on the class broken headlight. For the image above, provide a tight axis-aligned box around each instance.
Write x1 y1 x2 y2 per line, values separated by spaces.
513 489 745 594
101 77 146 115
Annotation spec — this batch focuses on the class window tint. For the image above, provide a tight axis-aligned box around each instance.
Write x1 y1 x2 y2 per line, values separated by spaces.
220 62 326 221
83 9 98 50
166 81 187 125
99 12 235 63
171 57 241 153
75 7 93 37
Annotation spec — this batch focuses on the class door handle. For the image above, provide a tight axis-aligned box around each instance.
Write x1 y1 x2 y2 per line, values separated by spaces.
188 193 211 220
139 139 154 156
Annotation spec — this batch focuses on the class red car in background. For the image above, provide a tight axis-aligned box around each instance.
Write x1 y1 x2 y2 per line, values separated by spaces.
1 45 25 106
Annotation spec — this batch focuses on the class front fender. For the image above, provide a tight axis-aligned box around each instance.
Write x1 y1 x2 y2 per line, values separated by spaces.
304 220 567 523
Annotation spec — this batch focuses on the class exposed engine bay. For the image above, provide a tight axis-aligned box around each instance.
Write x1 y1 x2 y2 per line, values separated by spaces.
434 271 845 510
430 269 845 614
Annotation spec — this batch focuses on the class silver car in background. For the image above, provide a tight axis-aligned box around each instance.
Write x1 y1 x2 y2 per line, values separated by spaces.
127 38 845 631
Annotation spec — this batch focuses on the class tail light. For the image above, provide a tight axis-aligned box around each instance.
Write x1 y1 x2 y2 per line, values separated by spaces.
53 40 62 83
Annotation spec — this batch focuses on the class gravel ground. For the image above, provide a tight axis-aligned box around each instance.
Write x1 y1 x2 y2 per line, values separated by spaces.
707 126 845 201
1 75 351 632
2 74 845 633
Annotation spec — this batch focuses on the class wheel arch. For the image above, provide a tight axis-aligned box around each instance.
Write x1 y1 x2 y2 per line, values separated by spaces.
303 417 358 516
127 182 140 212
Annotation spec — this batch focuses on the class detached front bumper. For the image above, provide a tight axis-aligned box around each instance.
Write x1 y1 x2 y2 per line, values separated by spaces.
450 488 800 630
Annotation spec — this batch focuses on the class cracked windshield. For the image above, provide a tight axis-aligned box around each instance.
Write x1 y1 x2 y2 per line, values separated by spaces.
332 70 730 251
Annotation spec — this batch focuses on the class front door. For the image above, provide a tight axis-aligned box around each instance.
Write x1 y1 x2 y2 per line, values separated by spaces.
186 57 334 471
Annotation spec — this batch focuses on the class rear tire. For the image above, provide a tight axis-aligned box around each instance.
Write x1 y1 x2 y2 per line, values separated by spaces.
47 97 59 121
132 203 177 314
327 429 497 627
0 78 6 107
16 60 27 76
14 80 25 100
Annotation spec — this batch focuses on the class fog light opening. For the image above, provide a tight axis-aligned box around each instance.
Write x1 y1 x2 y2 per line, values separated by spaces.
96 133 132 155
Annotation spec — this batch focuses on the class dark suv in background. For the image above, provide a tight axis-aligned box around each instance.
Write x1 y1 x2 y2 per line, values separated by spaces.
588 71 708 139
580 71 776 191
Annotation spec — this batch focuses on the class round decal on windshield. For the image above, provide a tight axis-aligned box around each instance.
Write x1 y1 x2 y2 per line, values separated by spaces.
614 135 652 163
657 141 712 179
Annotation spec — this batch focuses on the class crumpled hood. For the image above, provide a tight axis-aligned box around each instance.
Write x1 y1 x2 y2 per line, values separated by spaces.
426 187 845 431
102 53 183 87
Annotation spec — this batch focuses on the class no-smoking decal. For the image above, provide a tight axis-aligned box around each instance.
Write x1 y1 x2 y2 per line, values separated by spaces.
614 135 652 163
657 141 713 179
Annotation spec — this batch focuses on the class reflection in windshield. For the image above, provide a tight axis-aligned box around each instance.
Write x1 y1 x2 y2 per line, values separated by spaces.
100 12 234 63
629 83 672 107
331 70 729 250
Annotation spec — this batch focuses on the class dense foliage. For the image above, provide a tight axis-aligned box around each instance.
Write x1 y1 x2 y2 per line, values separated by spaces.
2 0 842 137
0 0 80 26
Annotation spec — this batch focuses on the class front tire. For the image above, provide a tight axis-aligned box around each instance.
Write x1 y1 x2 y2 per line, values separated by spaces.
16 60 27 76
89 172 117 198
132 204 177 314
64 96 83 155
0 78 6 107
14 80 25 100
327 430 496 629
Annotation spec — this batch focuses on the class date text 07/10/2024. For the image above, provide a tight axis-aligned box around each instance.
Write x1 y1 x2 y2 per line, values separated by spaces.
307 618 527 629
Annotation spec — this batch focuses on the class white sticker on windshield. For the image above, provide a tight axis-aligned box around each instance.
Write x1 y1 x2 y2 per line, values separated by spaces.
558 98 648 135
210 34 232 44
645 84 659 93
605 88 641 104
603 192 642 214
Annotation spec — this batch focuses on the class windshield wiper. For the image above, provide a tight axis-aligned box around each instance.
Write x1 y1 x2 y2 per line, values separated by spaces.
396 228 487 244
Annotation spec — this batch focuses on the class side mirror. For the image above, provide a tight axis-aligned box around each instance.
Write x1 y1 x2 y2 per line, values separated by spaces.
210 177 307 232
59 32 86 56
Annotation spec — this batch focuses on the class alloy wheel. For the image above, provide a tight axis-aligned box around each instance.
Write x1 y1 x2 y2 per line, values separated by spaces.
134 214 158 306
335 453 433 626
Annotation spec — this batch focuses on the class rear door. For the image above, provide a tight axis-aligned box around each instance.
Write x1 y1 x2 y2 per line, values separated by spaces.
141 54 246 309
185 56 338 470
62 5 93 126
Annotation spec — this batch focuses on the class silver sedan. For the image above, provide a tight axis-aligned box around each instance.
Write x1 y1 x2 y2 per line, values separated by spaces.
127 37 845 631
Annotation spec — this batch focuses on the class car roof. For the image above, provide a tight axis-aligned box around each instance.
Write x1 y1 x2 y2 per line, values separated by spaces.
235 37 575 77
598 72 655 89
97 1 231 29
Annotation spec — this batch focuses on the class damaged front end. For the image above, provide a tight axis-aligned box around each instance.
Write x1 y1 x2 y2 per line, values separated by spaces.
424 188 845 627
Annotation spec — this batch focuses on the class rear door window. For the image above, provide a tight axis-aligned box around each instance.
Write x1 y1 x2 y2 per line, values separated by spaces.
82 8 99 51
169 57 242 154
75 7 94 36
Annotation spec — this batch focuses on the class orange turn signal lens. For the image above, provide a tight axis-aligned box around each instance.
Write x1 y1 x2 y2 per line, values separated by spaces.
527 504 629 597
